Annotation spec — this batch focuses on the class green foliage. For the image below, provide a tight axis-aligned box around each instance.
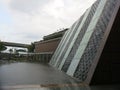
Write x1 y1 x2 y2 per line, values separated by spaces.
16 49 26 52
9 49 13 53
14 49 19 54
0 42 7 52
27 43 35 52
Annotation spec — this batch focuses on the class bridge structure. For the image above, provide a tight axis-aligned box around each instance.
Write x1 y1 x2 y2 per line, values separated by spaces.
2 41 30 48
50 0 120 85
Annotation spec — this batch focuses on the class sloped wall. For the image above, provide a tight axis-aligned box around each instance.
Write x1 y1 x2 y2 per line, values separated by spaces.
49 0 120 85
91 7 120 85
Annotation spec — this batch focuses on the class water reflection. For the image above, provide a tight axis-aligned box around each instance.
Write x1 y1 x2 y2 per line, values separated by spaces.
46 85 120 90
48 86 90 90
1 85 120 90
1 86 90 90
0 62 80 89
0 62 120 90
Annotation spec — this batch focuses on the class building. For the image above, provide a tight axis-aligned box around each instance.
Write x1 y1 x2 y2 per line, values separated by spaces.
34 29 68 53
33 29 68 63
50 0 120 85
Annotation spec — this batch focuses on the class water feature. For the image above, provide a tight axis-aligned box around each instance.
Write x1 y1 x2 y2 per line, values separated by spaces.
0 62 120 90
0 62 80 89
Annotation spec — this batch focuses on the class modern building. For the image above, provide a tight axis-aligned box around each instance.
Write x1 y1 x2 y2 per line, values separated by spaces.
34 29 68 53
32 29 68 63
50 0 120 85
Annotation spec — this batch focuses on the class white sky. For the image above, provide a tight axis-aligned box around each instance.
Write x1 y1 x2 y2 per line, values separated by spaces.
0 0 96 44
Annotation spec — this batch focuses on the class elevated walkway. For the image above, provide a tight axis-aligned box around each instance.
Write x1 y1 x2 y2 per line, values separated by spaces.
2 41 30 48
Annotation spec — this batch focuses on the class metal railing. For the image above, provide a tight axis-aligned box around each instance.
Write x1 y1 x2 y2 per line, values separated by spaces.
27 52 53 63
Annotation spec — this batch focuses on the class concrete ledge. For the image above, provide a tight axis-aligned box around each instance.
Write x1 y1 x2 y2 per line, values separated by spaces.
1 83 87 89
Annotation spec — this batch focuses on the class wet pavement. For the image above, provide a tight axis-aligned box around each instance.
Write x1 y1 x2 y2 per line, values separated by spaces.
0 62 120 90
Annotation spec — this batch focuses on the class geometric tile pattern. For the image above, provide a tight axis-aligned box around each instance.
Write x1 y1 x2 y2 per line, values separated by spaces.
49 0 120 84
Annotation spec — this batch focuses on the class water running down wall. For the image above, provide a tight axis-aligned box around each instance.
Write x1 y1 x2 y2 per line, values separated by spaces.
49 0 120 85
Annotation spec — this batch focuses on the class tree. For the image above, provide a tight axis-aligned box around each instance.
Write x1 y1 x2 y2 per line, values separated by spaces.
16 49 26 52
0 42 7 52
14 49 19 54
27 43 35 53
0 42 7 59
8 48 13 60
9 48 13 54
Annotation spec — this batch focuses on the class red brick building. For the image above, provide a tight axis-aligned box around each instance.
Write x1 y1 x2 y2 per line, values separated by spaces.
34 29 68 53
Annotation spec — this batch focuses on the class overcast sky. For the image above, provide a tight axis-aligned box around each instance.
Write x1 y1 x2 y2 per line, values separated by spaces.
0 0 96 44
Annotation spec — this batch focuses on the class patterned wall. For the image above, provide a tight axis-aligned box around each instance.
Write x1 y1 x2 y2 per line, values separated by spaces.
49 0 120 84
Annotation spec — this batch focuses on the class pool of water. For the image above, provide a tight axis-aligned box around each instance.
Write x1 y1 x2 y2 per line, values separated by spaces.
0 62 120 90
0 62 79 86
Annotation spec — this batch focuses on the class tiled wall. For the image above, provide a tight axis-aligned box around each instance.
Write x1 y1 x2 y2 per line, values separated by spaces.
50 0 120 84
